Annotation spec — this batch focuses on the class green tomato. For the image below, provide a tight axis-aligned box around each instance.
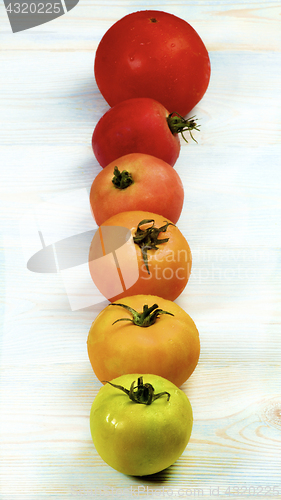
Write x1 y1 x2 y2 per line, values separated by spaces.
89 373 193 476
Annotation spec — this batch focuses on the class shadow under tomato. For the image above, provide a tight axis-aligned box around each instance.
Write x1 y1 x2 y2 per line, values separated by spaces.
130 465 173 483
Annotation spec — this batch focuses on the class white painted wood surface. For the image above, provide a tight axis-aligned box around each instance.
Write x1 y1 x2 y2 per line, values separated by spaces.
1 1 281 499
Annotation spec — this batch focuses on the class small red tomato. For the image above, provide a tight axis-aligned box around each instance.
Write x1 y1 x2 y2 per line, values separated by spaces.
89 153 184 225
92 98 199 168
94 10 211 117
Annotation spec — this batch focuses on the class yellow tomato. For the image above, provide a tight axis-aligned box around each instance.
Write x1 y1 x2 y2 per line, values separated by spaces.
87 294 200 387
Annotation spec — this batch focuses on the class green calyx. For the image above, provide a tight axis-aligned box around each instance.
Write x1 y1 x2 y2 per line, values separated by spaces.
167 112 200 143
103 376 170 405
110 302 174 327
133 218 174 274
112 166 134 189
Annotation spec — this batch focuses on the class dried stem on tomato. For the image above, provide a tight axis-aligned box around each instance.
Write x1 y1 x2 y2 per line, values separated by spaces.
110 302 174 327
167 112 200 143
103 376 170 405
112 166 134 189
133 218 174 274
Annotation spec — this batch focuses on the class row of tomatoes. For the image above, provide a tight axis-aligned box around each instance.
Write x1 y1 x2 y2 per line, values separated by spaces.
85 10 211 477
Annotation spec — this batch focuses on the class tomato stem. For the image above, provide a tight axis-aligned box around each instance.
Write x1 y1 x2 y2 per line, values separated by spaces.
103 376 170 405
112 166 134 189
133 218 174 274
167 113 200 143
110 302 174 327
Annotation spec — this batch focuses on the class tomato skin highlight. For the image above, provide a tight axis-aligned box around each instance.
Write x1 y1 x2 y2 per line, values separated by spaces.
94 10 211 117
88 211 192 303
89 153 184 225
92 98 180 168
87 294 200 387
90 373 193 476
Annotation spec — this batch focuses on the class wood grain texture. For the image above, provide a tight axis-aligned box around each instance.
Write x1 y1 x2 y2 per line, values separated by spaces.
1 1 281 499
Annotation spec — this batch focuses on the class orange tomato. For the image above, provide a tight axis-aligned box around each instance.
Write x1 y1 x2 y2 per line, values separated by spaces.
88 211 192 302
87 294 200 387
89 153 184 225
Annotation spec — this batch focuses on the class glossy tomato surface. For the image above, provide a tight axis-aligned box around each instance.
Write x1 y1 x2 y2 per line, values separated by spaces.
94 10 211 117
90 373 193 476
88 211 192 302
89 153 184 225
92 98 180 168
87 294 200 387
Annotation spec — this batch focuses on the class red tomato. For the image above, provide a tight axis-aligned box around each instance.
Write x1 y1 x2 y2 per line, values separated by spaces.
94 10 211 117
89 153 184 225
88 211 192 303
92 98 199 168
